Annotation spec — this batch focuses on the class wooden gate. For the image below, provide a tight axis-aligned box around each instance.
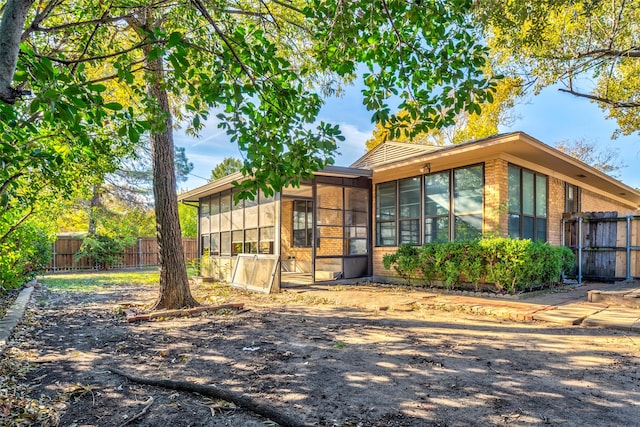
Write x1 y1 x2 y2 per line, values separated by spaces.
563 212 640 281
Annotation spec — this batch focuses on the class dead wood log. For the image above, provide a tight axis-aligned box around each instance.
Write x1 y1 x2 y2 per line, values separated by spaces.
108 366 308 427
123 303 245 322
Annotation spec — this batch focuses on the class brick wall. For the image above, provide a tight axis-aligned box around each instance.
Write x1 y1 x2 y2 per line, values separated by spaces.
483 158 508 236
582 188 634 213
547 177 565 245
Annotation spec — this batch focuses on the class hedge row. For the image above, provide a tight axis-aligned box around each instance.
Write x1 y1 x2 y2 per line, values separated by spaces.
382 237 575 294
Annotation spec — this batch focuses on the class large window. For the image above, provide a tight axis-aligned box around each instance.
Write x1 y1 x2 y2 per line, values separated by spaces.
292 200 313 247
508 165 547 241
375 165 484 246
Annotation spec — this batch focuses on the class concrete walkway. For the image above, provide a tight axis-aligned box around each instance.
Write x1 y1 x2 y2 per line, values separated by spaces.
292 280 640 332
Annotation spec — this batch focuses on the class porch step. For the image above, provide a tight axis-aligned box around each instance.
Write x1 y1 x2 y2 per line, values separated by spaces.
588 289 640 308
315 270 342 281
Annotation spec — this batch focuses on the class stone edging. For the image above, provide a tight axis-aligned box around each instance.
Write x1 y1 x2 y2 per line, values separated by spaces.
0 286 34 354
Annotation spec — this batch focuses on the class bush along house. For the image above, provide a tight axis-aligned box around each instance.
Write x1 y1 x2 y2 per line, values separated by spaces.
178 132 640 291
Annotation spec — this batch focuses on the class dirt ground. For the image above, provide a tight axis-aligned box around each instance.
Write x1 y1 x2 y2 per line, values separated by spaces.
2 281 640 427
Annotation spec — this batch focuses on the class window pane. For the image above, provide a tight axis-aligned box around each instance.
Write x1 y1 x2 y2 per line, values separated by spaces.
454 166 483 214
245 228 258 253
232 230 244 255
376 222 395 246
508 165 521 213
317 184 343 210
347 239 367 255
399 219 420 244
245 205 258 229
522 216 534 240
399 177 420 219
425 171 450 216
210 213 220 232
376 182 396 221
522 170 534 216
259 202 275 226
259 227 274 254
201 234 210 255
536 175 547 217
536 218 547 241
508 214 520 239
220 231 231 255
424 217 449 243
211 194 220 215
454 215 482 240
220 193 231 231
200 216 210 233
211 233 220 255
201 197 210 216
345 187 368 212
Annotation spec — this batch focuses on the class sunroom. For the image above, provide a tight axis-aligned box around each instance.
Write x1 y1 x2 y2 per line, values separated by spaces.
177 166 372 291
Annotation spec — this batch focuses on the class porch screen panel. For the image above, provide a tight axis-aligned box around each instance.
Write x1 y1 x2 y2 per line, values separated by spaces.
316 184 344 256
424 171 450 243
376 181 396 246
220 192 231 232
453 165 483 240
210 194 220 233
345 187 369 255
399 177 420 244
200 196 210 234
259 226 274 254
232 197 244 230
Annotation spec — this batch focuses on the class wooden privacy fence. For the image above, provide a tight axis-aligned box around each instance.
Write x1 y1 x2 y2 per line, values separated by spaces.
563 212 640 282
48 236 198 272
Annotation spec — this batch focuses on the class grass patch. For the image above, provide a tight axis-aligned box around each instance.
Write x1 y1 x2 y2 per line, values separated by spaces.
38 268 160 292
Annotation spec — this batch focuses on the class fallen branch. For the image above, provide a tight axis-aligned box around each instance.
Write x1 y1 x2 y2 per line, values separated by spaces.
109 366 307 427
118 397 154 427
123 303 245 322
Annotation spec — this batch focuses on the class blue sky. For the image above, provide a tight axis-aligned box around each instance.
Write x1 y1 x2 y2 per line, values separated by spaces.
175 82 640 192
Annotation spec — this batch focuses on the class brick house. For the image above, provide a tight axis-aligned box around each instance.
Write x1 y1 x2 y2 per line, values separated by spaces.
178 132 640 288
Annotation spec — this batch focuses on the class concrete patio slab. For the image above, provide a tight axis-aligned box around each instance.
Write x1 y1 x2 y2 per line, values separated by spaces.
582 308 640 331
532 303 605 326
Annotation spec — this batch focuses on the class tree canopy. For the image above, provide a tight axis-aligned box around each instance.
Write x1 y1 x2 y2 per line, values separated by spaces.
210 157 242 181
365 76 521 150
476 0 640 136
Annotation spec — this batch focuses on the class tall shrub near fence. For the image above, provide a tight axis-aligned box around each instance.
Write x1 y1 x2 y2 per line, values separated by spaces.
383 237 575 294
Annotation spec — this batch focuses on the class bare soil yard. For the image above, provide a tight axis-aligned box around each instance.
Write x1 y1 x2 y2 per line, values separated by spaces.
2 279 640 426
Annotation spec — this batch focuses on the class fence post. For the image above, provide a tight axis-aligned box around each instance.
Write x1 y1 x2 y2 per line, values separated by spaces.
52 241 57 272
626 216 631 281
138 238 142 270
577 216 583 284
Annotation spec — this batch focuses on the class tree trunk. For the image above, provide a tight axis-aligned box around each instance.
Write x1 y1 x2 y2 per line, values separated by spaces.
143 43 198 310
0 0 34 104
87 184 102 235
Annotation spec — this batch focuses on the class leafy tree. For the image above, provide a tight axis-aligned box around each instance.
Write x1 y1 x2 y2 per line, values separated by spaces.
366 76 521 150
210 157 242 181
555 138 625 178
178 203 197 238
476 0 640 136
1 0 498 309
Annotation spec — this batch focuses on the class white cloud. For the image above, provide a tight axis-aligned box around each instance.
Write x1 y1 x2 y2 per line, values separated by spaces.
333 122 373 166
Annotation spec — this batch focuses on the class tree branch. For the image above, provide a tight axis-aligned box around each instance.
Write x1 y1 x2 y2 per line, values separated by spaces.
109 366 309 427
0 205 35 246
558 87 640 108
34 41 152 65
190 0 256 84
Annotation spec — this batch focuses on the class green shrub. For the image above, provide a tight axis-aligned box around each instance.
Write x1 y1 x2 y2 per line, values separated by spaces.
382 244 421 283
382 237 574 294
75 234 126 269
0 222 52 292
